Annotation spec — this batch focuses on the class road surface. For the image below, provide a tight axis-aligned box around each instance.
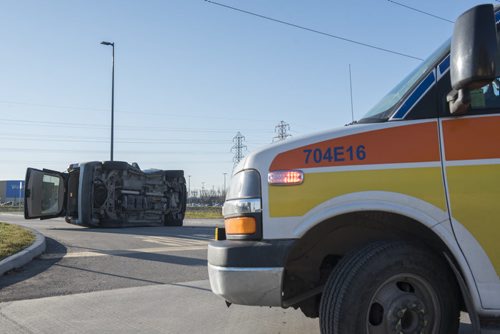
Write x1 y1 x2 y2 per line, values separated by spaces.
0 213 472 333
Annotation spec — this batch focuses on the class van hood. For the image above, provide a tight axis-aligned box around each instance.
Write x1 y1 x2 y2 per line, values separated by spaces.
234 119 430 177
234 123 373 176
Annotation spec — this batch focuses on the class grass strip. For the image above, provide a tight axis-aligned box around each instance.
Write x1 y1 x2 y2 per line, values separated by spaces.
0 222 35 261
185 207 223 219
0 207 23 213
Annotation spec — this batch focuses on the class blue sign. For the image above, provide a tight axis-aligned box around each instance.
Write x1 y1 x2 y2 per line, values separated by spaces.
6 180 25 198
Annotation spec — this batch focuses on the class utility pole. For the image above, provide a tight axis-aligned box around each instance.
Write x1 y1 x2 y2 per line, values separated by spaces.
273 121 291 142
231 132 247 168
188 175 191 202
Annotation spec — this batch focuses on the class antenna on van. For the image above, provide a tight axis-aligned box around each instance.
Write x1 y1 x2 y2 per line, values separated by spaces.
349 64 354 123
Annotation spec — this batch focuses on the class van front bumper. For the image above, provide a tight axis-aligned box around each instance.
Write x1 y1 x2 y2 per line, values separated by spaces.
207 239 294 307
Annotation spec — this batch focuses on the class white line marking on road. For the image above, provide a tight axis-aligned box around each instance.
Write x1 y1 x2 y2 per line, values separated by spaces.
39 245 207 260
139 236 209 247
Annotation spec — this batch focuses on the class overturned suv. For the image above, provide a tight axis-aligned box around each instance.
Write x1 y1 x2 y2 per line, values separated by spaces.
24 161 187 227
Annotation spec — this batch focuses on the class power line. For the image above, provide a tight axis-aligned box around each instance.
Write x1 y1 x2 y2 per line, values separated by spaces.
0 100 278 123
231 131 247 168
0 159 233 164
386 0 454 24
0 135 270 147
0 133 234 144
273 121 291 142
204 0 423 61
0 100 107 112
0 117 273 134
0 147 229 155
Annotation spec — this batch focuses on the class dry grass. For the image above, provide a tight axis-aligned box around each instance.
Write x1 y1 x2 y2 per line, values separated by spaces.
0 207 23 213
0 222 35 261
185 206 223 219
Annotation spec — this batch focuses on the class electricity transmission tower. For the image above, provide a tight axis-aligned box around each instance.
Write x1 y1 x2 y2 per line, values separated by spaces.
273 121 292 142
231 131 247 168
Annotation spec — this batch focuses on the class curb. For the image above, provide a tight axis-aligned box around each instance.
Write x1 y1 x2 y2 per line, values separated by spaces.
0 225 46 276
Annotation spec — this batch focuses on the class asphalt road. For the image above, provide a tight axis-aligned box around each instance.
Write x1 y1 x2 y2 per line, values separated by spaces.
0 213 473 333
0 214 218 302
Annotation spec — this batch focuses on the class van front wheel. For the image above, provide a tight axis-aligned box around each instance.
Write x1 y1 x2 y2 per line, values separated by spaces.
319 241 460 334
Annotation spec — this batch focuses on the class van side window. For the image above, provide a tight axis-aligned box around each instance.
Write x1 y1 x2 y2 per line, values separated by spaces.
438 71 500 116
470 79 500 110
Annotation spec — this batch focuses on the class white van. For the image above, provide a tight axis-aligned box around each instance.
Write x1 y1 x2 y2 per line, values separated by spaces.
208 5 500 333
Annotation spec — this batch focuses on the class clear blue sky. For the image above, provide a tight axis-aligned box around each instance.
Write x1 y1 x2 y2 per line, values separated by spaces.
0 0 490 191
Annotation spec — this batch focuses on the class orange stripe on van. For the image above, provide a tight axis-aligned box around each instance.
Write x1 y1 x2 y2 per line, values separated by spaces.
269 122 440 171
442 116 500 161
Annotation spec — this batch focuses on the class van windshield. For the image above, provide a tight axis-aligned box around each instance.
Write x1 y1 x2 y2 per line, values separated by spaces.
359 39 450 123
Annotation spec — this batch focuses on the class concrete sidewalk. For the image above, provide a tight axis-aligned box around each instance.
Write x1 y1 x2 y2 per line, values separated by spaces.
0 280 319 334
0 279 474 334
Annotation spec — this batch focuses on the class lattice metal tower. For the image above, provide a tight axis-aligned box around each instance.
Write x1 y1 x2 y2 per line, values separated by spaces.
273 120 292 142
231 131 247 168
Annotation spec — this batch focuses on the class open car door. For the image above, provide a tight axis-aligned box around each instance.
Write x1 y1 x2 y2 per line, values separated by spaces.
24 168 67 220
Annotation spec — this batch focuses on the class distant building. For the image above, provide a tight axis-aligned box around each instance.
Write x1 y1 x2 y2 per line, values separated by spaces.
0 180 25 205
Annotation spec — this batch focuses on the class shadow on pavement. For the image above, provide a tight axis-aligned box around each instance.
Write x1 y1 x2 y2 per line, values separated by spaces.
0 237 67 291
168 281 212 293
56 244 207 266
52 263 166 285
47 226 215 241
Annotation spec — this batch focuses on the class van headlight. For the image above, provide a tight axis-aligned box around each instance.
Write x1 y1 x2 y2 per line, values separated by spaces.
223 169 262 240
223 198 261 216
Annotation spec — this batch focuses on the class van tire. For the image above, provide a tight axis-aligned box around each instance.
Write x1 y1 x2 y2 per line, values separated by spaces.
164 212 184 226
319 241 460 334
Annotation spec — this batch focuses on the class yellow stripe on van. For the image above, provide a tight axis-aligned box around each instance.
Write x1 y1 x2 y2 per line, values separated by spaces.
446 164 500 275
269 167 446 218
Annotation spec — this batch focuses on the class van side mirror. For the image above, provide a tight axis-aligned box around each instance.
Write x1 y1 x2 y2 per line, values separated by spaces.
449 4 497 115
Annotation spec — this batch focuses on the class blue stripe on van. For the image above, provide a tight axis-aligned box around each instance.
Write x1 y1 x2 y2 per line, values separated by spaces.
438 55 450 75
392 71 436 120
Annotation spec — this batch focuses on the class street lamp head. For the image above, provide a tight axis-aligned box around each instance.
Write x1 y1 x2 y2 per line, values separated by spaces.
100 41 114 46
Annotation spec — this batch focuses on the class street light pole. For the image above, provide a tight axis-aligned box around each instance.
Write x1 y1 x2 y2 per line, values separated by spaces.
223 173 227 196
101 41 115 161
19 181 22 209
188 175 191 199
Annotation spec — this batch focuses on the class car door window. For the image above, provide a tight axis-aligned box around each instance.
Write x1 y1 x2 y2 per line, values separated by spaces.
41 175 62 215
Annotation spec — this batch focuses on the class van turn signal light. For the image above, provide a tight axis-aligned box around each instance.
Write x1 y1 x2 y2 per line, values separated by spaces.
225 217 257 235
268 170 304 185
